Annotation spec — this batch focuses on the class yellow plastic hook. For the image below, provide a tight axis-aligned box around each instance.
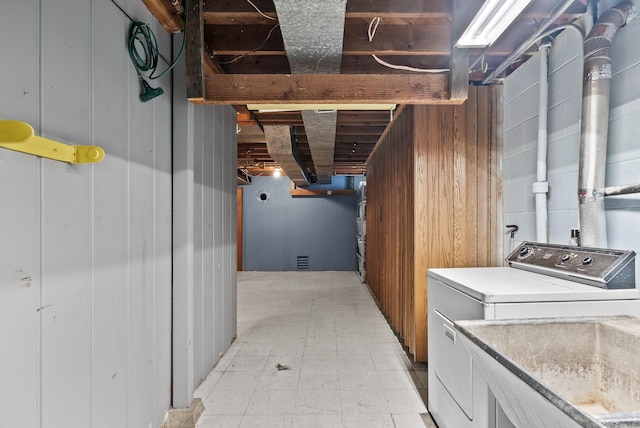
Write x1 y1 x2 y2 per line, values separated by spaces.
0 120 105 164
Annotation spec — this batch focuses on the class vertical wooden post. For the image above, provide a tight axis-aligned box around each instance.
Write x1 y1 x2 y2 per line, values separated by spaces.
185 0 204 101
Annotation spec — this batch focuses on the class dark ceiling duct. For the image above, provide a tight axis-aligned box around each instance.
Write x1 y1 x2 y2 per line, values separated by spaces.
272 0 347 184
578 1 634 247
264 125 311 186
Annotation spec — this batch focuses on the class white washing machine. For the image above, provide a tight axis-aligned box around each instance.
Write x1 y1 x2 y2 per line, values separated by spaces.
427 243 639 428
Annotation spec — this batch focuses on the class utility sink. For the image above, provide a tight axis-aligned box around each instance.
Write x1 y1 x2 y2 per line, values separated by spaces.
455 316 640 428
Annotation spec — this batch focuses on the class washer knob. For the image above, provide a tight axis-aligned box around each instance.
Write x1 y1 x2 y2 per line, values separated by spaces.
519 247 531 257
561 254 571 262
583 257 593 265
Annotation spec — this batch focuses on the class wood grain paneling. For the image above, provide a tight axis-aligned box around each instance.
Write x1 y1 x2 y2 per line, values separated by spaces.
366 85 500 362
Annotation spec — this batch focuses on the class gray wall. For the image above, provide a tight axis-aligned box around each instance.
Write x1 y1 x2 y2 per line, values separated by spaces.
173 45 238 407
0 0 237 426
502 3 640 282
243 176 358 271
0 1 172 426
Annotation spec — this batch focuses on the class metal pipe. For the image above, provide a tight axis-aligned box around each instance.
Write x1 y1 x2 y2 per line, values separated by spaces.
481 0 576 84
605 183 640 196
533 42 551 243
578 1 634 248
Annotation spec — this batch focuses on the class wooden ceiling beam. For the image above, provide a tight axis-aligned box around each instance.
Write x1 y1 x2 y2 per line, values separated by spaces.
199 73 458 105
203 0 583 22
207 23 451 56
141 0 184 33
203 0 451 20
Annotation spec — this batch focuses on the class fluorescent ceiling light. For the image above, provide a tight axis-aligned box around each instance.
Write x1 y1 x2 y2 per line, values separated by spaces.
455 0 533 48
247 103 396 112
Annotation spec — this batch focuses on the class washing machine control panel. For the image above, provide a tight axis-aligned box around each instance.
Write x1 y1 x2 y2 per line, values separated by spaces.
507 241 636 289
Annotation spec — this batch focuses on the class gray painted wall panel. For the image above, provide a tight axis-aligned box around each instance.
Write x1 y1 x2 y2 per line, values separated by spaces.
0 1 177 427
40 0 93 424
243 176 357 271
0 0 40 426
172 65 238 407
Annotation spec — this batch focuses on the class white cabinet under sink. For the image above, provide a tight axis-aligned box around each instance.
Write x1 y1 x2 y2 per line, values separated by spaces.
427 267 640 428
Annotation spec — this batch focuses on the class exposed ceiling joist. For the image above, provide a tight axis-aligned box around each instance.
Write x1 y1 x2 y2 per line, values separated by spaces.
194 73 457 105
161 0 587 179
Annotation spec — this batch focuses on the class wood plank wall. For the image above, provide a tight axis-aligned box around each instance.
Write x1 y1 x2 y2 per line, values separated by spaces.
366 85 501 362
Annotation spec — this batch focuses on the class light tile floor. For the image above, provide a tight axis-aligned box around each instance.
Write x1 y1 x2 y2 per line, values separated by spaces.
195 271 437 428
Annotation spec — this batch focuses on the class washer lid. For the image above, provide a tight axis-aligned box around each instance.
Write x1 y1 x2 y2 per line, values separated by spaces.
428 267 640 303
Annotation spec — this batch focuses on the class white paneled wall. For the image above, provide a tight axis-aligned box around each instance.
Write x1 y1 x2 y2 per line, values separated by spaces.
502 13 640 281
172 40 238 408
0 0 237 427
0 0 172 426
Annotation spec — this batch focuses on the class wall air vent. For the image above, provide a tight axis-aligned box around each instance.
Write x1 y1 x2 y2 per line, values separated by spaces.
297 256 310 270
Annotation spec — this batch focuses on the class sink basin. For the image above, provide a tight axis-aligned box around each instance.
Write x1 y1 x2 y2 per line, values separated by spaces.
455 316 640 428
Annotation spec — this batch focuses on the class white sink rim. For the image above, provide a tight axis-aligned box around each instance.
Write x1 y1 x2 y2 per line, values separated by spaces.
454 316 640 428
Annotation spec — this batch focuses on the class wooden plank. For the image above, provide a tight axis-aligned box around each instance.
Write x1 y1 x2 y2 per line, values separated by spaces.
204 0 450 18
208 23 451 56
186 0 204 99
201 73 457 105
203 0 582 21
344 23 450 55
141 0 184 34
465 86 479 266
490 84 502 266
453 99 467 267
477 86 490 266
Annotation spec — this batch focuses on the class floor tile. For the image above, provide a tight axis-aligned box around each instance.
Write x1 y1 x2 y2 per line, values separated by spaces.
193 371 223 398
337 353 375 371
239 414 292 428
203 390 253 415
340 388 389 414
383 389 428 414
196 415 242 428
392 413 432 428
256 368 301 391
342 413 395 428
245 389 297 415
376 370 420 391
304 341 338 355
290 415 343 428
228 354 269 372
337 342 370 355
294 389 342 415
298 371 340 391
194 272 429 428
301 354 338 372
213 371 261 391
338 369 380 390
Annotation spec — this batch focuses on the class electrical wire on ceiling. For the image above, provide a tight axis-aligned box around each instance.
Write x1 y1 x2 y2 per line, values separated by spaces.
217 23 281 64
246 0 277 21
126 0 188 101
215 0 279 65
368 17 449 73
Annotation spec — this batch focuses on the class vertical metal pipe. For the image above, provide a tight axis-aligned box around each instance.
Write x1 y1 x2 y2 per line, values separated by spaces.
578 1 633 247
534 42 551 243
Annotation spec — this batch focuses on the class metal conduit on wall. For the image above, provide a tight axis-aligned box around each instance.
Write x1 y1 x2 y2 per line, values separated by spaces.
578 1 634 248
